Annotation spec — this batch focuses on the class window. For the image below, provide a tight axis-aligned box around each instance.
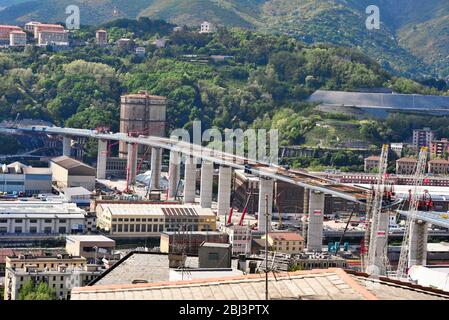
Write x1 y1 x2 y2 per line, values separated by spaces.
44 227 52 234
124 224 129 232
129 224 134 232
15 219 23 223
59 219 66 223
29 227 37 234
29 219 37 224
117 225 122 232
59 227 66 234
44 219 52 224
0 219 7 223
14 227 22 233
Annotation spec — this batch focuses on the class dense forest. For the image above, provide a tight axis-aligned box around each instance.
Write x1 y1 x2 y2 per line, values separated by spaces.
1 18 448 168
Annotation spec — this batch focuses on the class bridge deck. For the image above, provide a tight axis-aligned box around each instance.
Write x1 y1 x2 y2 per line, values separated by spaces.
1 126 369 203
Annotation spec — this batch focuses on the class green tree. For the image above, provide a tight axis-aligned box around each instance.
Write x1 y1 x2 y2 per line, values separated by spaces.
18 279 55 300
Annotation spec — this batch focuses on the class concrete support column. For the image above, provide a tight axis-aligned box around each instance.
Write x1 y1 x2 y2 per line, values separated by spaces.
150 147 162 190
127 143 138 186
307 191 325 252
217 166 232 216
62 136 72 157
409 220 429 267
96 140 108 180
258 177 274 233
302 187 310 241
183 157 197 204
200 161 214 208
168 151 180 199
372 209 390 275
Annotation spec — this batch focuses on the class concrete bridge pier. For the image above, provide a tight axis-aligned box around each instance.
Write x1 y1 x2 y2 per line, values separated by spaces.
200 161 213 208
150 147 162 190
183 157 197 204
409 220 429 267
96 139 108 180
258 177 274 233
62 135 72 157
168 151 180 199
307 191 325 252
127 143 138 187
217 166 232 216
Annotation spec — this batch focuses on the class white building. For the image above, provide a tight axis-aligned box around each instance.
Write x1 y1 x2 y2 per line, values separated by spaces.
24 21 41 32
9 30 26 46
37 30 69 46
225 225 252 256
200 21 214 34
63 187 92 206
0 162 52 195
0 201 86 235
409 265 449 292
390 143 404 157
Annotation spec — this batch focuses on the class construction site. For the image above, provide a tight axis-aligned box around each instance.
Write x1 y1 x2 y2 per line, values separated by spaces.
1 92 449 292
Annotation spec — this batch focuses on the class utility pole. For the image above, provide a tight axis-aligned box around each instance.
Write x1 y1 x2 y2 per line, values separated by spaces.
264 194 269 301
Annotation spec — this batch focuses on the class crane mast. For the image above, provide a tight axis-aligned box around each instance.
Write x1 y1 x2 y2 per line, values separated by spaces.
365 144 389 275
396 147 428 280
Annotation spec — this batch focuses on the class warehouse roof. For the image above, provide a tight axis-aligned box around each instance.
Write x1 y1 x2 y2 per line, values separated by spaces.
71 268 449 300
99 203 215 217
51 156 95 176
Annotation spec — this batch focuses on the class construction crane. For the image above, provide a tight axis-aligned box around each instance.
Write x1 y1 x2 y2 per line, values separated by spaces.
396 147 428 280
364 144 389 275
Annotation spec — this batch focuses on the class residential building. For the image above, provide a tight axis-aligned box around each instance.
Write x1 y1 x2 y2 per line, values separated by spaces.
199 21 214 33
0 162 52 195
430 138 449 159
390 143 404 157
413 127 435 149
225 225 252 256
9 30 26 46
135 46 146 56
24 21 41 32
396 157 418 175
198 243 232 269
37 30 69 46
0 25 22 44
32 23 64 38
428 159 449 175
96 203 217 237
0 201 86 235
4 254 101 300
263 232 305 255
364 156 380 172
50 156 96 191
63 187 92 206
159 231 228 255
65 235 115 263
95 29 107 45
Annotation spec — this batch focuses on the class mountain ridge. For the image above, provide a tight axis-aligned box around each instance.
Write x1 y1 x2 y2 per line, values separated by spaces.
0 0 447 79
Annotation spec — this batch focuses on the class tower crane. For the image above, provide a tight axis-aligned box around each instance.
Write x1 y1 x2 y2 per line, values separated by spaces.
364 144 389 275
396 147 428 280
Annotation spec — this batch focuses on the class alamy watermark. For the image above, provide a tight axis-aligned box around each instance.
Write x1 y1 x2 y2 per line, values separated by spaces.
167 121 279 166
366 5 380 30
66 5 80 30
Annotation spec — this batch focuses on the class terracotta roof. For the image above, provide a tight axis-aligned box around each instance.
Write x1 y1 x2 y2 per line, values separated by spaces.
365 156 380 161
70 268 449 300
397 157 417 162
268 232 304 242
429 159 449 164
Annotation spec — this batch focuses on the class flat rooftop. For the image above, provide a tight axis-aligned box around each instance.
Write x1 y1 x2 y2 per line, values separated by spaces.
66 235 115 243
100 203 215 217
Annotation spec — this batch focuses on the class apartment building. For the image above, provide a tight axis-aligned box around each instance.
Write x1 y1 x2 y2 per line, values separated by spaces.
65 235 115 263
0 202 86 235
364 156 380 172
199 21 214 33
430 138 449 159
38 30 69 46
428 159 449 175
96 203 217 237
4 254 101 300
413 127 435 149
396 157 418 175
95 29 107 45
263 232 305 255
32 23 64 38
225 225 252 256
0 25 22 44
9 30 27 46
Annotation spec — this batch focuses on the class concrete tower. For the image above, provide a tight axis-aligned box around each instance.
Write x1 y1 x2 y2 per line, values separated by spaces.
119 92 167 160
